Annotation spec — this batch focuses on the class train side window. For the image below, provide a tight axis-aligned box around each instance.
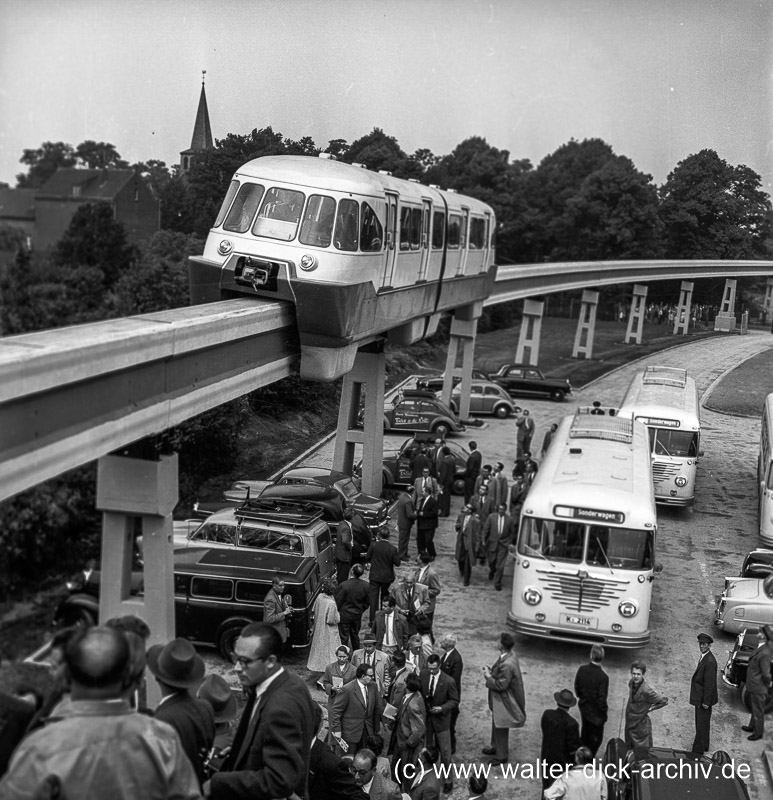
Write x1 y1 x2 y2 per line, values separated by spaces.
299 195 336 248
253 187 304 241
360 202 384 252
470 218 486 249
334 199 359 251
215 180 240 228
223 183 265 233
410 208 422 250
447 215 461 249
399 206 411 250
432 211 445 249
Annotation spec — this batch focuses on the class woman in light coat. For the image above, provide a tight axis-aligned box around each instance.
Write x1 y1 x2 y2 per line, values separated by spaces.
307 578 341 673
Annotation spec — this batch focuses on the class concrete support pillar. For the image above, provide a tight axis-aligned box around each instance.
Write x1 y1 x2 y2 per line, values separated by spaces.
441 303 482 420
673 281 694 335
96 453 178 706
714 279 737 332
515 299 545 365
624 285 648 345
333 341 385 499
763 278 773 324
572 290 600 359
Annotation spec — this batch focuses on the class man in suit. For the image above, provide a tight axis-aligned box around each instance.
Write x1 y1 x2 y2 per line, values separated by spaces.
439 635 464 754
742 625 773 741
420 655 459 794
463 441 482 504
329 663 384 757
336 509 355 586
389 651 411 708
206 623 317 799
406 747 442 800
573 644 609 757
413 467 440 502
690 632 719 754
373 597 408 655
481 504 517 591
473 464 493 495
391 574 432 639
336 564 370 652
389 673 426 789
539 689 582 791
351 510 373 567
489 462 509 508
148 637 215 787
482 632 525 766
515 409 535 460
395 490 417 561
352 634 391 697
455 504 481 587
415 487 440 561
262 575 293 644
368 528 402 626
414 552 441 637
411 446 435 482
471 484 495 532
405 635 428 675
308 704 368 800
437 446 457 517
350 748 401 800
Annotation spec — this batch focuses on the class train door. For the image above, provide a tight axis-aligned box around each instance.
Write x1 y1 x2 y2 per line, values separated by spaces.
380 192 399 288
417 199 432 281
456 208 470 276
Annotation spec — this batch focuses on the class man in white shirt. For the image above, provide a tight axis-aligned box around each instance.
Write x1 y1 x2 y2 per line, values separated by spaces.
373 597 406 655
352 634 391 697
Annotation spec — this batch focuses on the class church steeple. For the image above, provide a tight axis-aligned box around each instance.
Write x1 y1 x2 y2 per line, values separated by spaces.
180 72 214 175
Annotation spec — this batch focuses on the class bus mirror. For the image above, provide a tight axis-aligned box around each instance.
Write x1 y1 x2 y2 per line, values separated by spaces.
654 563 664 573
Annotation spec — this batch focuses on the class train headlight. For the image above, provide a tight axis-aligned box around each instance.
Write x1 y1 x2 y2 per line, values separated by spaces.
675 476 687 487
523 587 542 606
299 254 317 271
619 599 638 618
218 239 233 256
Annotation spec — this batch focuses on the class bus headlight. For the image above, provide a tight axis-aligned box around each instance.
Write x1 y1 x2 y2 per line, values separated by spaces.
218 239 233 256
675 476 687 487
523 587 542 606
619 599 638 618
299 254 317 271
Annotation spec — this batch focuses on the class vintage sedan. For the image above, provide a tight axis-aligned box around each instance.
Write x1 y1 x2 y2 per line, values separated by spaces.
489 363 573 402
415 369 490 392
714 573 773 635
445 380 520 418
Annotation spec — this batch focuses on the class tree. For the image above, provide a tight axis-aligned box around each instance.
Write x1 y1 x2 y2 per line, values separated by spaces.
16 141 76 188
325 138 349 159
659 149 772 259
74 140 127 169
343 128 420 178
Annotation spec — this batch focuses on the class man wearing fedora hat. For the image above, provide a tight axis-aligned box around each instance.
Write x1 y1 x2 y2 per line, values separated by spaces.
197 674 238 769
539 689 581 791
148 638 215 787
742 624 773 741
689 632 718 753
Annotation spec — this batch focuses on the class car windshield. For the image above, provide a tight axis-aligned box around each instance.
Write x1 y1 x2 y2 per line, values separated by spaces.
649 429 699 458
334 478 359 500
518 518 654 570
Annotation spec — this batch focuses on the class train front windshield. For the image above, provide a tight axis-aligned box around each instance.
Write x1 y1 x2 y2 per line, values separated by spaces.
518 518 654 570
648 428 699 458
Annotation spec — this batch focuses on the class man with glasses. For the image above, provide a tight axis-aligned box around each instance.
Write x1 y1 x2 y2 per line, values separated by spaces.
350 748 401 800
329 663 384 758
205 623 316 800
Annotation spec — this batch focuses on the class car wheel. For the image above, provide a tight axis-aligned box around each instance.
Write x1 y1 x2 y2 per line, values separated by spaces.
452 478 466 496
218 623 245 662
433 422 450 437
494 404 511 418
550 389 565 402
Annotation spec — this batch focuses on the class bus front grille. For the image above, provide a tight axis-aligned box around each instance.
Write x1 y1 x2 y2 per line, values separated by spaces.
651 461 680 484
539 572 628 612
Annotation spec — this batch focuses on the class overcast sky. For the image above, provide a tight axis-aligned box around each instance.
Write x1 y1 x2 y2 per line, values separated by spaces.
1 0 771 196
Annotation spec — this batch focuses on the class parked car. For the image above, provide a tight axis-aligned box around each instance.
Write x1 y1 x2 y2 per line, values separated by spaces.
415 369 490 392
445 380 520 418
355 433 469 495
489 363 572 402
722 628 773 711
225 466 388 527
714 573 773 635
603 738 749 800
740 548 773 578
56 546 323 659
381 389 465 436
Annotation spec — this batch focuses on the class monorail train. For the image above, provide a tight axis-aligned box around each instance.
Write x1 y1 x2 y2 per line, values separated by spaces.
189 155 497 381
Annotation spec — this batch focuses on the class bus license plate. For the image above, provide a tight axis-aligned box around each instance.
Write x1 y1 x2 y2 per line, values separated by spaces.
561 613 597 629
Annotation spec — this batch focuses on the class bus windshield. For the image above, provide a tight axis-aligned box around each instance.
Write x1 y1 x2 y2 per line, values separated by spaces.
518 518 654 571
649 428 698 458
